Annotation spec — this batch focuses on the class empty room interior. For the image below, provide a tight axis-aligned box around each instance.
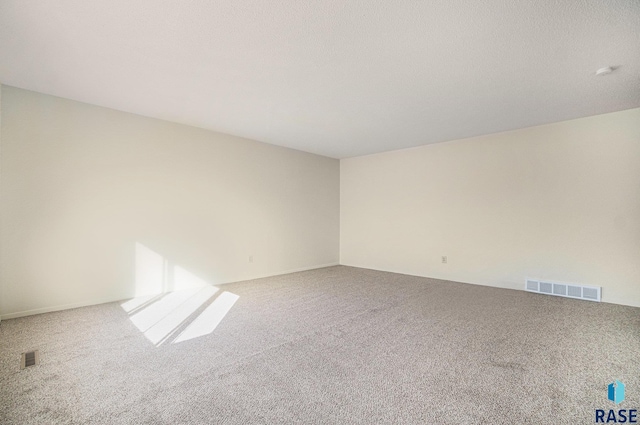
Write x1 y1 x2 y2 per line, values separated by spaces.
1 1 639 424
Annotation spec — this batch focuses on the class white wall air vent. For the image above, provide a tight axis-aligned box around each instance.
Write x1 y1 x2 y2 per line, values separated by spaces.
526 280 538 291
525 279 601 302
539 281 553 294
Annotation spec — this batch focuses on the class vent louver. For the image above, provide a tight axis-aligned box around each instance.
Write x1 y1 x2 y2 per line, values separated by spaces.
553 283 566 296
21 350 39 369
525 279 600 302
567 285 582 298
526 280 538 291
539 281 553 294
582 287 599 301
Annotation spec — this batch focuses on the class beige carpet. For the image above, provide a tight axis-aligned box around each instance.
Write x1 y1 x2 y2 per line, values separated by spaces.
1 266 638 424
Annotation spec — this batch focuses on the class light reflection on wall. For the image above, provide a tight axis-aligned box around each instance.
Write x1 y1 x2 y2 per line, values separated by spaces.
121 243 239 346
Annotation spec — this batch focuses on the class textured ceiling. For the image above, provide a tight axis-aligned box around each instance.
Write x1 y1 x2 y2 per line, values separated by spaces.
1 1 639 158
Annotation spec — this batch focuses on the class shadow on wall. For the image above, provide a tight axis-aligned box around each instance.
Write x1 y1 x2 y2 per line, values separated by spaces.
120 243 239 347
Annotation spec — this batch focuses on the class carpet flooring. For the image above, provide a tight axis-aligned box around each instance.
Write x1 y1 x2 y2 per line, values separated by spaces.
1 266 639 424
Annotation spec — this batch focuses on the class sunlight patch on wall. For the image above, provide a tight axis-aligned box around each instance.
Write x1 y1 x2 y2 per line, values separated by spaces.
173 265 210 291
134 242 166 296
134 243 210 296
121 243 239 346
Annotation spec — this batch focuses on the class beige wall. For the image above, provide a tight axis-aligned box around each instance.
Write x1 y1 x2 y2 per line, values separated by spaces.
0 85 2 323
341 108 640 307
0 86 339 319
2 85 638 318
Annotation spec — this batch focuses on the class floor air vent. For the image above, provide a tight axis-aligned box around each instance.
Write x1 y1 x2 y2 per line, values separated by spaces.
21 350 39 369
525 279 600 302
